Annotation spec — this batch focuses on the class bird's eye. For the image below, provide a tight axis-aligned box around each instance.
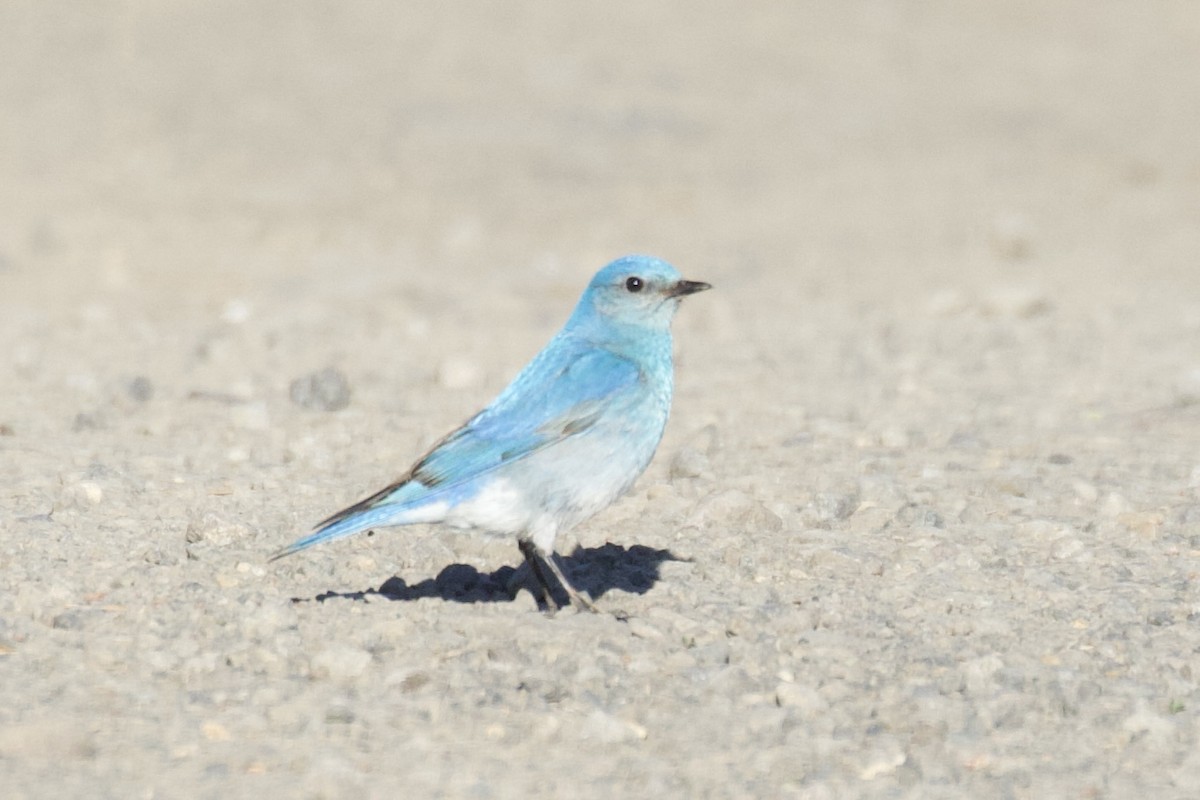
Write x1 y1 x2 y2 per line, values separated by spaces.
625 276 644 293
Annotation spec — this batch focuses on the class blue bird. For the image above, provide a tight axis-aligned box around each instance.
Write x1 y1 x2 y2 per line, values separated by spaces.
272 255 710 612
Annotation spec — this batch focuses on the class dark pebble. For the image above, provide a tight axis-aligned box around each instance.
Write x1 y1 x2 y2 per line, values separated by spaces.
289 367 351 412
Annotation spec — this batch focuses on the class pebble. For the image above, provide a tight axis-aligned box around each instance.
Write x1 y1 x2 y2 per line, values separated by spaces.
72 411 107 432
775 682 827 716
857 737 907 780
59 480 104 509
669 446 709 480
1071 479 1099 503
51 610 92 630
201 721 232 742
184 513 252 547
960 654 1005 695
1102 492 1132 516
1174 366 1200 403
124 376 154 404
847 503 894 534
582 709 647 744
801 490 860 528
437 356 483 390
220 299 252 324
627 618 664 640
1050 536 1087 560
290 367 352 412
989 212 1036 261
1117 511 1164 539
690 489 783 533
1122 701 1175 743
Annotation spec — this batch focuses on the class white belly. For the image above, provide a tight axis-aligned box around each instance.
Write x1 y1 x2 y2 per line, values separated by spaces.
441 377 670 552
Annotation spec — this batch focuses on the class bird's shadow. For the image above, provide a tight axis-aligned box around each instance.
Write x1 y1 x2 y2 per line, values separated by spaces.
292 543 686 608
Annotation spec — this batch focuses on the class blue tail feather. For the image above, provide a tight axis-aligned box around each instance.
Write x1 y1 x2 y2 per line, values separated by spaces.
270 501 427 561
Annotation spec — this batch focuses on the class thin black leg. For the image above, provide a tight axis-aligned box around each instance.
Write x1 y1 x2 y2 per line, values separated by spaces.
519 539 562 611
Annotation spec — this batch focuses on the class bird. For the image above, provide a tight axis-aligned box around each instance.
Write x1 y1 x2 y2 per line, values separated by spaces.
271 254 711 612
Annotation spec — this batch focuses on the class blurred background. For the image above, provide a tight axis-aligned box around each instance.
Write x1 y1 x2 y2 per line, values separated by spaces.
3 1 1198 314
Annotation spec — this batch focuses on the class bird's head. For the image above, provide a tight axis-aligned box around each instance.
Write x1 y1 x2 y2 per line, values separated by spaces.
576 255 711 336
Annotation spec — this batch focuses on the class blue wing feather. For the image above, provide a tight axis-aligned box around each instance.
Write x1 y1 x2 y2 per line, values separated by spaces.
413 343 640 488
269 342 641 559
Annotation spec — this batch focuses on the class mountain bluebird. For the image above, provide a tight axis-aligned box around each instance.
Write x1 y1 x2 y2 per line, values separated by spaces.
272 254 710 612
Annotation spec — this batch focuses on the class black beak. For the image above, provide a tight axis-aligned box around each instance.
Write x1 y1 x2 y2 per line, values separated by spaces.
667 279 713 298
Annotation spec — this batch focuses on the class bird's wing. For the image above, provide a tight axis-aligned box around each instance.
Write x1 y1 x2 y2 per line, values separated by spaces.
413 346 642 488
284 346 642 547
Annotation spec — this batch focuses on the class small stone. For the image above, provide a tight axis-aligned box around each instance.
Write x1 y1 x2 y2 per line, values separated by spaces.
894 503 943 529
214 572 240 589
961 654 1004 695
627 619 664 640
201 721 232 742
691 489 783 533
60 481 104 510
381 669 428 692
848 503 894 534
582 709 647 744
184 513 251 547
437 356 483 390
72 411 107 432
225 447 250 462
1117 511 1164 540
801 491 860 528
51 610 89 630
1051 537 1087 560
290 368 351 412
1174 366 1200 404
144 549 179 566
989 213 1036 261
775 682 826 715
221 299 251 324
1122 701 1174 742
125 376 154 403
1071 480 1099 503
858 736 907 780
1102 493 1131 517
324 704 356 724
669 446 708 480
78 481 103 504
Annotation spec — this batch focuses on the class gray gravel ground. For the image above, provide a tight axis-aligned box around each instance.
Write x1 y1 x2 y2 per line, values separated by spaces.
3 3 1200 798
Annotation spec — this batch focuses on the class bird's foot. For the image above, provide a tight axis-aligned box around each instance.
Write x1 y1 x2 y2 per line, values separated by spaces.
563 586 600 614
518 539 627 620
563 584 631 622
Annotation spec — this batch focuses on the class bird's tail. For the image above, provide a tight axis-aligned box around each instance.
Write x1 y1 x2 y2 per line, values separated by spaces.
269 492 445 561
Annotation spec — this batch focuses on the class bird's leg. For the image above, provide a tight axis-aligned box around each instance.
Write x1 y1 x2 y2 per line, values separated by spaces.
541 550 599 614
518 539 598 614
518 539 562 612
